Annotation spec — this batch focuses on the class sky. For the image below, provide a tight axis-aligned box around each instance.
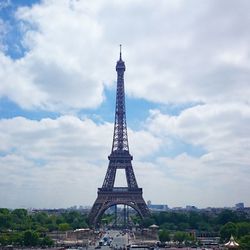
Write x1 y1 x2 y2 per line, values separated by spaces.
0 0 250 209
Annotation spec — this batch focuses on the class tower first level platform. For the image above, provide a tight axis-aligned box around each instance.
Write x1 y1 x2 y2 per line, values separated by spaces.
89 187 149 226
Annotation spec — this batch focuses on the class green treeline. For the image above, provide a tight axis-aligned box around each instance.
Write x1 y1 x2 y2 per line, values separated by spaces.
1 208 250 248
141 209 250 248
0 208 88 247
142 209 250 234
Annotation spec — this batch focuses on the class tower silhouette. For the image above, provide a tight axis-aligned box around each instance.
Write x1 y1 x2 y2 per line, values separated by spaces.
88 46 150 226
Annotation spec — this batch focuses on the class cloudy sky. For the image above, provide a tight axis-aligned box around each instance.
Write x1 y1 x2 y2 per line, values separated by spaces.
0 0 250 209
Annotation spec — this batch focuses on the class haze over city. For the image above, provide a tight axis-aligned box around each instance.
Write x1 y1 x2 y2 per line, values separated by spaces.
0 0 250 209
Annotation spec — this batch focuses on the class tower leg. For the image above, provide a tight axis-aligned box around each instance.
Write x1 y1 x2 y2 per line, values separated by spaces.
127 206 129 226
123 205 126 227
115 204 117 228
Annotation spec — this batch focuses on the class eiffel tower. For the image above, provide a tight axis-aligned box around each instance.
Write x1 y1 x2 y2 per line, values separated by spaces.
88 46 150 227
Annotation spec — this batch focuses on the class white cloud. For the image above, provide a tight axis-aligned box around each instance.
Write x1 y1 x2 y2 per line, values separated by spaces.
0 106 249 208
143 103 250 207
146 103 250 155
0 0 113 110
0 116 112 161
0 115 161 208
129 129 162 159
0 116 111 208
1 0 250 110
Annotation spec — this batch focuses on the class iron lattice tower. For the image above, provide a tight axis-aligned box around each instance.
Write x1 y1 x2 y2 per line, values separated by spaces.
88 46 150 227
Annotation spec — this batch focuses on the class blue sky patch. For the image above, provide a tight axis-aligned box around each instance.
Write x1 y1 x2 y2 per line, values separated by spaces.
0 0 40 59
0 97 59 120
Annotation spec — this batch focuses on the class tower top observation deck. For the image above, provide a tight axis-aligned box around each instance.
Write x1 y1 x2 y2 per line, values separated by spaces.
116 44 126 71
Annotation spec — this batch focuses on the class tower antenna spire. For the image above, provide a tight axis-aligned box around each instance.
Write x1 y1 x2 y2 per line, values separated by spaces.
119 44 122 60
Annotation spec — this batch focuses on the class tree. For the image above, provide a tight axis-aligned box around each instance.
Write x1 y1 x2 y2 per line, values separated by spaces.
58 223 71 231
188 212 201 229
0 234 9 246
220 222 237 242
33 212 48 225
158 229 170 242
237 222 250 238
41 236 54 247
239 235 250 249
178 222 189 231
0 208 90 247
12 209 28 219
11 209 31 231
47 223 58 232
160 222 177 230
197 221 211 231
141 217 156 228
9 232 23 246
131 215 141 225
0 213 11 229
217 210 238 225
23 230 39 246
174 231 191 243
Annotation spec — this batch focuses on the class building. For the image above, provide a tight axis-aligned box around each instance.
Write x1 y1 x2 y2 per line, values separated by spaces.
235 202 244 209
147 201 169 212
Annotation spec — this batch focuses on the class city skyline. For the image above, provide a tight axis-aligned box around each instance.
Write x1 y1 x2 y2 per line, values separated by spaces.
0 0 250 209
